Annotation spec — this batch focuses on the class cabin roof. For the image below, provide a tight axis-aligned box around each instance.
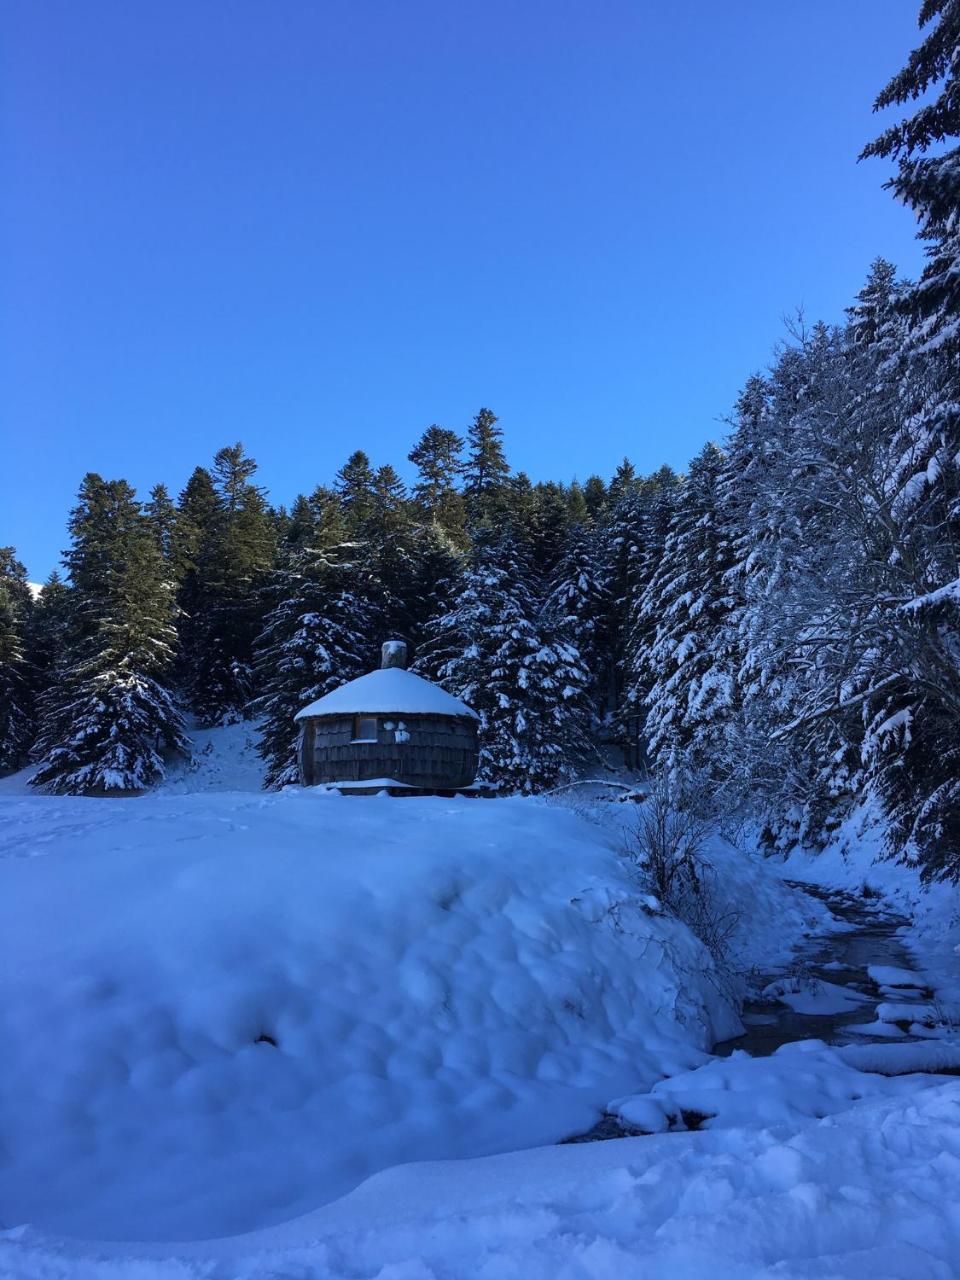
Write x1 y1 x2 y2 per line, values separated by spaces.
295 666 479 722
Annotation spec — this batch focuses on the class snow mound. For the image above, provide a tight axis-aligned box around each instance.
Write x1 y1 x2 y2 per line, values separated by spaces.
0 789 786 1242
610 1037 953 1134
295 665 478 720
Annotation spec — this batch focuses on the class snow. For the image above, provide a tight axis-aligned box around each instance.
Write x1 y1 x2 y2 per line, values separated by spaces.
4 743 960 1277
610 1036 958 1134
157 720 265 793
0 778 821 1243
761 976 871 1015
7 1079 960 1279
295 665 479 721
869 963 926 989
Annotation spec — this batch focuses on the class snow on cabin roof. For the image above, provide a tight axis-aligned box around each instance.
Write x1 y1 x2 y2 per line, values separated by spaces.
295 666 478 721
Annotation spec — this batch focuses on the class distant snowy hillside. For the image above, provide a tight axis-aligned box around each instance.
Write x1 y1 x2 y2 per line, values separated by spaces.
158 720 266 793
0 720 265 798
0 784 817 1242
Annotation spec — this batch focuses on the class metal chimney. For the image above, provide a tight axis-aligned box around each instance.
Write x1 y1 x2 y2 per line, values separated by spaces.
381 639 408 670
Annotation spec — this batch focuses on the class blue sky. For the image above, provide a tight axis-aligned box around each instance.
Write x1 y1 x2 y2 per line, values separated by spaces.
3 0 925 580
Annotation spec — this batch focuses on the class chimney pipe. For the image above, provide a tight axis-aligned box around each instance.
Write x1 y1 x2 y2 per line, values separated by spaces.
381 639 408 670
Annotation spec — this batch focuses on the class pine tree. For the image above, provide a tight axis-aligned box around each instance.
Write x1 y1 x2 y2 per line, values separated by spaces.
144 483 178 568
617 467 681 748
284 494 318 555
366 464 416 641
582 475 607 519
309 484 349 548
253 545 373 788
404 522 465 652
862 0 960 357
335 450 378 537
566 481 591 527
416 532 592 790
462 407 509 526
528 482 572 576
31 475 187 793
543 523 610 733
172 466 220 694
637 443 737 784
409 425 466 538
856 7 960 875
0 547 35 772
182 446 276 724
26 570 72 702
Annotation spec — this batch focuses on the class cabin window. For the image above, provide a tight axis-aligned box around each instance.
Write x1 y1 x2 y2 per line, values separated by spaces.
352 715 378 743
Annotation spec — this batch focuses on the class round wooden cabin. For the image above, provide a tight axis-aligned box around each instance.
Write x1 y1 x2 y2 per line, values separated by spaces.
295 641 480 793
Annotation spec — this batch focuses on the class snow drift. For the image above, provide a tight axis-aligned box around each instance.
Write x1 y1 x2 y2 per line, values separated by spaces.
0 786 815 1242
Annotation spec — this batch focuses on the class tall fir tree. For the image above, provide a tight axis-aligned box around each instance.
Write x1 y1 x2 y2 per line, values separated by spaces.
184 445 276 724
31 475 186 793
144 483 178 569
859 3 960 874
862 0 960 358
335 450 378 537
408 425 466 539
636 443 737 785
26 571 73 709
462 407 510 527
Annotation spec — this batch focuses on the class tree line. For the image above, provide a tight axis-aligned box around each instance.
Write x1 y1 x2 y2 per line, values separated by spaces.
0 1 957 878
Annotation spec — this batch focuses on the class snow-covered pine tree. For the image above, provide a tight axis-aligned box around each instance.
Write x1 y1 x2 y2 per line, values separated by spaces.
616 466 682 760
862 0 960 359
415 531 592 791
542 521 610 735
0 547 36 772
860 7 960 875
637 443 737 785
31 475 187 794
528 481 573 577
722 329 871 844
253 542 374 789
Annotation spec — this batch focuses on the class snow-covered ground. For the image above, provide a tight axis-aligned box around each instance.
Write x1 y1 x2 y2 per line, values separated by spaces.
2 735 960 1277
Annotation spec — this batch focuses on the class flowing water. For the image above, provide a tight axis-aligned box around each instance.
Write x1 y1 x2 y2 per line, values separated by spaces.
714 882 933 1056
564 882 939 1144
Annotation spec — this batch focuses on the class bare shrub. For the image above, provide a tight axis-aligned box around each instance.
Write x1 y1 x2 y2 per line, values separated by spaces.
623 776 743 980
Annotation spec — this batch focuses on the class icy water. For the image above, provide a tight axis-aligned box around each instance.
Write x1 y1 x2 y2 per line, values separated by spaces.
714 882 933 1056
564 883 939 1145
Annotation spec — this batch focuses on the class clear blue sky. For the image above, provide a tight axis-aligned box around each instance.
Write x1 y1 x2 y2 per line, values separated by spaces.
2 0 925 581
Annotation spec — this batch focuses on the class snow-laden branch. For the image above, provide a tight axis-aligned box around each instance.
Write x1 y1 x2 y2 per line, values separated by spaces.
770 673 903 741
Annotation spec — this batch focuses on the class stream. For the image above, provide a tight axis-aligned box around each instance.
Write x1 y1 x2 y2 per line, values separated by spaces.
565 881 942 1145
714 882 934 1056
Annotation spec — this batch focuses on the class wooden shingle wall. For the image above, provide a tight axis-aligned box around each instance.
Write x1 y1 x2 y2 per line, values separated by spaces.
299 713 478 789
